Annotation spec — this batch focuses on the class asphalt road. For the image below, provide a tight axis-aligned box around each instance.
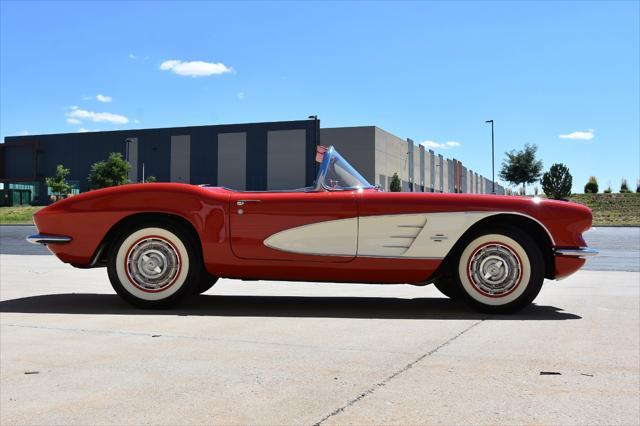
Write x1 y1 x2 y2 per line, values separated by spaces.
1 226 639 425
2 225 638 271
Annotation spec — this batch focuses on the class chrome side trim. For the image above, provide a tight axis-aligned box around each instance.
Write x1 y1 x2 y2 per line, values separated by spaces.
26 234 72 245
554 247 598 257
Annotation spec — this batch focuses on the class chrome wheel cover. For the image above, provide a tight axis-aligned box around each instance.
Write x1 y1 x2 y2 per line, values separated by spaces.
468 243 522 296
126 237 181 291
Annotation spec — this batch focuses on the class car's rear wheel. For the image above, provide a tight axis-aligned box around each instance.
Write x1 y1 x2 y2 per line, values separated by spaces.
432 275 460 299
107 223 201 308
454 227 544 314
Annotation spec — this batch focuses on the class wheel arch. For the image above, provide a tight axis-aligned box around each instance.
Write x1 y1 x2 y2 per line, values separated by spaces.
87 212 202 268
436 213 555 280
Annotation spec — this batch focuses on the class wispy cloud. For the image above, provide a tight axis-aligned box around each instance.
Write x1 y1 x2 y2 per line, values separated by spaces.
129 53 136 59
66 107 129 124
420 140 462 150
237 92 245 100
66 118 82 125
559 129 595 140
96 94 112 103
19 130 29 136
77 127 100 133
160 59 233 77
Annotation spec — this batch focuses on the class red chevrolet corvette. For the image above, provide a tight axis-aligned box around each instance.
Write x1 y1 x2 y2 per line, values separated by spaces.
28 146 596 313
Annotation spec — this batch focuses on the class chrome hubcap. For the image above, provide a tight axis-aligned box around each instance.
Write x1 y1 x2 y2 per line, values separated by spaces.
127 237 180 291
469 243 521 296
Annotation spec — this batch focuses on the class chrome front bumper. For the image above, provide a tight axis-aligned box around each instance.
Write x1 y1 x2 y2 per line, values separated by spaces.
554 247 599 258
26 234 72 245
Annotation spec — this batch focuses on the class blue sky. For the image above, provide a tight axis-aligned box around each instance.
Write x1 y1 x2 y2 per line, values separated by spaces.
1 1 638 193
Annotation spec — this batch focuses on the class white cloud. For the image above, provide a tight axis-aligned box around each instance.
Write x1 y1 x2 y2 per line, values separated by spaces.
19 130 29 136
160 59 233 77
133 119 140 124
237 91 245 100
559 129 595 140
96 94 112 103
66 107 129 124
66 118 82 124
420 140 462 150
129 53 136 59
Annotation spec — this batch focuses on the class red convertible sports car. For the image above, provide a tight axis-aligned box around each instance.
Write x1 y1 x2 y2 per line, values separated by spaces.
28 146 597 313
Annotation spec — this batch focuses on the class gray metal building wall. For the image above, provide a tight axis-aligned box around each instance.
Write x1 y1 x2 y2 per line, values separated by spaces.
320 126 376 185
3 121 505 203
373 127 411 191
2 120 317 203
419 145 425 192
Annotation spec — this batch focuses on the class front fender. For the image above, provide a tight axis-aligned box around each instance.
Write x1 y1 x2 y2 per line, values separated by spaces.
33 184 229 265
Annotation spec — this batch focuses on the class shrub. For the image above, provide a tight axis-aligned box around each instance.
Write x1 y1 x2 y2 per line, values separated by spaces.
145 175 157 183
620 178 631 193
45 164 71 197
636 179 640 193
88 152 131 189
603 187 612 194
389 173 401 192
584 176 598 194
541 163 573 200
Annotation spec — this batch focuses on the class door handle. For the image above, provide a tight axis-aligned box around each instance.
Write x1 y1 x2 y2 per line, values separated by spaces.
236 200 262 206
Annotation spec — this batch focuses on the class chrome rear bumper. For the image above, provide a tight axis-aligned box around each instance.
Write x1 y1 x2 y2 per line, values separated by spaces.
26 234 72 245
554 247 598 258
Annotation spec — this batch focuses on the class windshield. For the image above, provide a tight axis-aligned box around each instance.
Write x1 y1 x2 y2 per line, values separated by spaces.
316 146 373 190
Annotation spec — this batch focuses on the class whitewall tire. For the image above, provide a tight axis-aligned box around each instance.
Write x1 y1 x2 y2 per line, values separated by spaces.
454 227 544 313
108 223 201 308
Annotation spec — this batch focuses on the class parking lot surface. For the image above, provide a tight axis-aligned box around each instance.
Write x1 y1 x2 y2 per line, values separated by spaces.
1 249 638 425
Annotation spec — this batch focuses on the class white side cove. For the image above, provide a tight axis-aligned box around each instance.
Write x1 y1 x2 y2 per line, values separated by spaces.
263 212 516 259
263 217 358 256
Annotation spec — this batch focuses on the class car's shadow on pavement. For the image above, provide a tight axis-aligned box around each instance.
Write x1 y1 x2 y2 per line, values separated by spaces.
0 293 581 320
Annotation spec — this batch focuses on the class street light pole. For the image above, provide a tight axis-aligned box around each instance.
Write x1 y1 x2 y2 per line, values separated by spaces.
308 115 319 146
485 120 495 194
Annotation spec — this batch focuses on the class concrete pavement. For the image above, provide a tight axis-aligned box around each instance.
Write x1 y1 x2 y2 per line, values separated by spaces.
1 254 638 425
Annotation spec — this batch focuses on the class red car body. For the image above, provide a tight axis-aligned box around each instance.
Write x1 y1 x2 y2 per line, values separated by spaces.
34 182 591 281
29 146 596 311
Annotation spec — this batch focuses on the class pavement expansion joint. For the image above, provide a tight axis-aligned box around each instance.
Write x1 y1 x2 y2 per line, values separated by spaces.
312 319 485 425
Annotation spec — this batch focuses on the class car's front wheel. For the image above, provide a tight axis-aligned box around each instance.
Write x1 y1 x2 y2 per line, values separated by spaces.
195 273 219 295
454 227 544 314
107 223 201 308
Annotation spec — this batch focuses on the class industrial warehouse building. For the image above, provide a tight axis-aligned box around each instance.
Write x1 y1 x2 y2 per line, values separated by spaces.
1 119 503 205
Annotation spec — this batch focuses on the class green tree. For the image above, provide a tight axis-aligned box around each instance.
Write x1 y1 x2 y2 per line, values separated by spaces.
540 163 573 200
620 178 631 193
498 143 543 194
636 179 640 193
389 173 402 192
145 175 157 183
584 176 599 194
88 152 131 189
45 164 71 197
